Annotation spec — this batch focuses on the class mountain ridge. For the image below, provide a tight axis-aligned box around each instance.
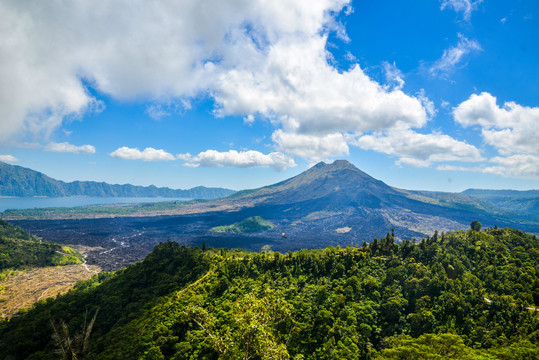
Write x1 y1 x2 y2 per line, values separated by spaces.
0 161 235 199
463 188 539 216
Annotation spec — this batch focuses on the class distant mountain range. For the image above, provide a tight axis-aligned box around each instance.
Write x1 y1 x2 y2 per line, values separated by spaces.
463 188 539 216
0 161 235 199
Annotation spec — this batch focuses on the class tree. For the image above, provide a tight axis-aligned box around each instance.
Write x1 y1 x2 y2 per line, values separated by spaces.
376 333 493 360
50 309 99 360
184 290 292 359
470 220 482 232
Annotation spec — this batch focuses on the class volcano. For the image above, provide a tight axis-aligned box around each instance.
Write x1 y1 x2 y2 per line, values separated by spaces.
209 160 536 247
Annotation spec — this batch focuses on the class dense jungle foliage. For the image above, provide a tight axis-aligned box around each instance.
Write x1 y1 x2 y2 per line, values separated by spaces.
0 219 82 271
0 227 537 359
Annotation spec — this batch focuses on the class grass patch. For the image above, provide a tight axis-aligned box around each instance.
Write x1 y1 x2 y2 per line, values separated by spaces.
211 216 275 233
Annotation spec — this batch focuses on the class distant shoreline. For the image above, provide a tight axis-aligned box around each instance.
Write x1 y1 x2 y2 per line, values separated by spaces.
0 196 193 213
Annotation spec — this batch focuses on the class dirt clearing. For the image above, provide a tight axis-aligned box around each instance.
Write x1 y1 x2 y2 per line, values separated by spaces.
0 263 101 318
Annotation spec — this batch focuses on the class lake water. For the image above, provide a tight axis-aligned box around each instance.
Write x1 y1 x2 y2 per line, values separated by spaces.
0 197 191 212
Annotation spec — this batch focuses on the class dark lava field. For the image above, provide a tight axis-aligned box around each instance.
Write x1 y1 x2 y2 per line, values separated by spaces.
13 210 378 271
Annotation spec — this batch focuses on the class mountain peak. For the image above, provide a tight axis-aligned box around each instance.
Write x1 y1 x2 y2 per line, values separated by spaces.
307 160 364 177
329 159 356 170
311 160 357 171
241 159 398 206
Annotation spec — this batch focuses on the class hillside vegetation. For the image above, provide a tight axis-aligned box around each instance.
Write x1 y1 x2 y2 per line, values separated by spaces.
0 219 82 270
0 227 537 359
211 216 275 233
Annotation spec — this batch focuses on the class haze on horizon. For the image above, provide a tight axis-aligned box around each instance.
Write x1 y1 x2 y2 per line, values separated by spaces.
0 0 538 192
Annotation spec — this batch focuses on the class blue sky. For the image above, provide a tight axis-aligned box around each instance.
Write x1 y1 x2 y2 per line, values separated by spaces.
0 0 538 191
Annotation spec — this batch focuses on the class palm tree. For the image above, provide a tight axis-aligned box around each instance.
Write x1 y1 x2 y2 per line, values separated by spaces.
50 309 99 360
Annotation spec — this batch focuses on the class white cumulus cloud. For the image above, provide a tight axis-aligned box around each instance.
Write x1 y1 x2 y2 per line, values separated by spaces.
2 0 487 172
0 0 432 156
0 155 18 162
178 150 296 171
453 92 539 178
483 155 539 178
0 0 352 144
44 142 96 154
110 147 175 161
214 36 428 135
454 92 539 156
272 130 349 162
354 128 483 167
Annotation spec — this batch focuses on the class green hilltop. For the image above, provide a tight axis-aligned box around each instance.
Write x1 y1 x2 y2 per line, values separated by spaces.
0 227 538 359
0 219 82 272
211 216 275 233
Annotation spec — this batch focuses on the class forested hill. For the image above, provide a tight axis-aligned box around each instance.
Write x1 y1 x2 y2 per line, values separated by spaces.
0 219 82 270
0 161 235 199
463 189 539 216
1 227 538 359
